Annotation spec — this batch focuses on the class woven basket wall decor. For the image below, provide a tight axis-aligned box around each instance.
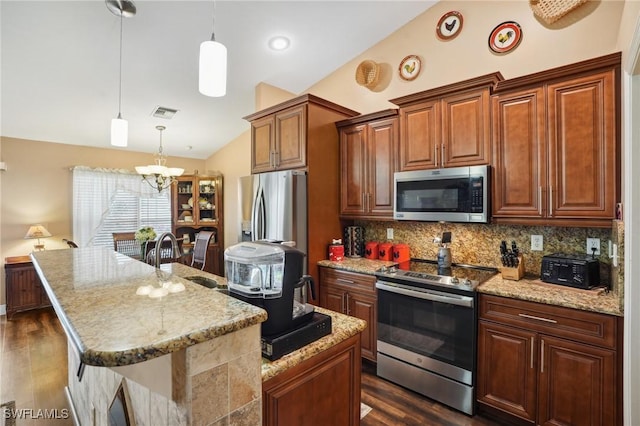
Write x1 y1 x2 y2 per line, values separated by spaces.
355 60 380 89
529 0 587 24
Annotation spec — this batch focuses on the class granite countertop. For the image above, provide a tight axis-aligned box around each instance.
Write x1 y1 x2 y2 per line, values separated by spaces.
261 305 366 382
318 258 623 317
477 274 623 317
31 247 267 367
317 257 396 275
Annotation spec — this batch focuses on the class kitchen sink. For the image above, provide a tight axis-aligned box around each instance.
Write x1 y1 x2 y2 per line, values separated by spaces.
183 276 219 289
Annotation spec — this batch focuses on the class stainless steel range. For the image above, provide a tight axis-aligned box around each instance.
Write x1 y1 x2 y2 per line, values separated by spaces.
375 259 498 415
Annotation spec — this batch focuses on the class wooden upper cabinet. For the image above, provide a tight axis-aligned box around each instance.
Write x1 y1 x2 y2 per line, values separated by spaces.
492 87 546 218
492 53 620 227
337 110 398 219
251 116 275 173
391 73 502 171
547 70 616 220
249 106 306 173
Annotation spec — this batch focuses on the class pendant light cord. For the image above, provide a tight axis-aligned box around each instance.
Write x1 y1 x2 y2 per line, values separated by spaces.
118 11 123 117
210 0 216 41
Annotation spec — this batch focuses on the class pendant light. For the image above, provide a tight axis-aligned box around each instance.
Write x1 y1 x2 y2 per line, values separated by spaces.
135 126 184 192
199 1 227 97
106 0 136 147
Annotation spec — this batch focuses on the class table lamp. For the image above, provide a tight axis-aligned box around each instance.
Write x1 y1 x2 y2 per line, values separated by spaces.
25 224 52 251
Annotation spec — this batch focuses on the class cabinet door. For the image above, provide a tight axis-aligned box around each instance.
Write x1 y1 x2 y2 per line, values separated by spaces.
537 335 616 426
339 124 367 216
547 70 616 219
477 321 537 424
322 285 346 314
251 116 276 173
367 118 397 217
441 88 492 167
7 267 42 313
347 291 377 362
398 100 440 170
274 105 306 170
492 87 546 218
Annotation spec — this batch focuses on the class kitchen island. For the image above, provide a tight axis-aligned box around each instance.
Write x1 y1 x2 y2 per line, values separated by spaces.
32 247 366 425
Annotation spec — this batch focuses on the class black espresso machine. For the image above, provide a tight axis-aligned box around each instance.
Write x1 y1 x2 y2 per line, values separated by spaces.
224 241 331 360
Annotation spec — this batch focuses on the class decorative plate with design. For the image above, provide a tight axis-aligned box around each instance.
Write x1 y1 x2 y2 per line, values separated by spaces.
399 55 422 81
436 11 463 40
488 21 522 54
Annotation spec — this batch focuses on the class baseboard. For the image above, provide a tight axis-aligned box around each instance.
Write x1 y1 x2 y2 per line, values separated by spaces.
0 304 6 316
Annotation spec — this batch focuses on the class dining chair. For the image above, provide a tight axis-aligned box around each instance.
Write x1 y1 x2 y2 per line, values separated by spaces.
144 238 182 266
191 231 215 270
63 239 78 248
112 232 141 259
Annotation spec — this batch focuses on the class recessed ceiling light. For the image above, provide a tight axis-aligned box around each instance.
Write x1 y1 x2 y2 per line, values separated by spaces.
268 36 290 51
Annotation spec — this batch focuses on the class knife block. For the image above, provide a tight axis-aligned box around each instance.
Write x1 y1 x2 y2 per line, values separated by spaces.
501 255 525 281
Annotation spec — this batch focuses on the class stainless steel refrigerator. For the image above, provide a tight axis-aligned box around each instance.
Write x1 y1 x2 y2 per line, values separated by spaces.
238 170 307 261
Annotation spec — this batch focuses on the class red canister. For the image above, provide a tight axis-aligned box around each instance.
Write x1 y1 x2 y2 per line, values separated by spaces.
328 239 344 261
378 242 393 261
393 243 410 263
364 242 379 260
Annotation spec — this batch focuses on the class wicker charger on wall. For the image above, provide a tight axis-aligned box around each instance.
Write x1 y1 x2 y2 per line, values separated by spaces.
529 0 587 24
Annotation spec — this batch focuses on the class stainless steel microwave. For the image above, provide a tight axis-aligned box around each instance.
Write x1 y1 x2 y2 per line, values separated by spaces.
393 165 490 223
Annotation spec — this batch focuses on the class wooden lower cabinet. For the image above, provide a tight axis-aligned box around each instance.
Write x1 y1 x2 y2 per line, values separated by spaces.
477 294 621 426
262 334 362 426
319 267 377 362
5 256 51 319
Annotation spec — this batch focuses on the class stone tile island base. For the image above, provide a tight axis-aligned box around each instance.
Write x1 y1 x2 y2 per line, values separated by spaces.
65 324 262 425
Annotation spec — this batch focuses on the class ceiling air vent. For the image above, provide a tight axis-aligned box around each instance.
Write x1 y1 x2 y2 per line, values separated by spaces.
151 106 178 119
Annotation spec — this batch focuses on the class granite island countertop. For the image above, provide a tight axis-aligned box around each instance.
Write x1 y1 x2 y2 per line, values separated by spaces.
31 247 267 368
317 258 623 317
261 305 366 382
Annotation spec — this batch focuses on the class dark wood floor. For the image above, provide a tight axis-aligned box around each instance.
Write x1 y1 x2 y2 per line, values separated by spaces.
3 308 503 426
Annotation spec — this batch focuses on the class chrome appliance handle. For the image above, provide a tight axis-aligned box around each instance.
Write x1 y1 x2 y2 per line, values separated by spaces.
254 185 266 240
375 281 474 308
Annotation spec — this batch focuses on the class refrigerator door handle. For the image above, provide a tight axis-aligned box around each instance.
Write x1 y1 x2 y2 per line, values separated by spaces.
254 187 266 240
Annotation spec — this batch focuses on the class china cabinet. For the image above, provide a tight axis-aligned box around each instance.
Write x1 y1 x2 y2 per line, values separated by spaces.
171 174 224 275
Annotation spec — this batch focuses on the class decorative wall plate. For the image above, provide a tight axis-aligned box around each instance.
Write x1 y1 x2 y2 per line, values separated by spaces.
488 21 522 54
436 11 463 40
399 55 422 81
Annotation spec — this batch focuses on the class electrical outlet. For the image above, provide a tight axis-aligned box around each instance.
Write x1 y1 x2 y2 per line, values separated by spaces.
386 228 394 240
531 235 543 251
587 238 601 255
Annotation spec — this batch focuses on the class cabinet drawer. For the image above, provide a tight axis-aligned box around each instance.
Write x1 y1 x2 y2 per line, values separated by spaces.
479 294 617 349
319 268 376 295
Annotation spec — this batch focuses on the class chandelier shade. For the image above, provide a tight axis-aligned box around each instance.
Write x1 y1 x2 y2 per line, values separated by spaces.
136 126 184 192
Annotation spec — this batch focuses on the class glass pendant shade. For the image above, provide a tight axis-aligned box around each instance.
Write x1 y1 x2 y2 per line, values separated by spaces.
199 39 227 97
111 115 128 147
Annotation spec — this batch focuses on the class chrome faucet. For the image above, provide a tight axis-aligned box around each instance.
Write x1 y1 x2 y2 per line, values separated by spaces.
154 232 181 267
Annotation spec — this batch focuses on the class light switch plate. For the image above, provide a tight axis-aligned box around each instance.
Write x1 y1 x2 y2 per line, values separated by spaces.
531 235 543 251
386 228 394 239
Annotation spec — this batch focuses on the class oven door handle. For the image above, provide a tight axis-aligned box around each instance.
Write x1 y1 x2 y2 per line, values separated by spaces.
376 281 474 308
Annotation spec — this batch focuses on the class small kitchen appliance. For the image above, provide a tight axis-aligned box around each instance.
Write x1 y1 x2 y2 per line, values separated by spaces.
344 226 365 257
541 253 601 289
394 165 490 223
225 241 332 359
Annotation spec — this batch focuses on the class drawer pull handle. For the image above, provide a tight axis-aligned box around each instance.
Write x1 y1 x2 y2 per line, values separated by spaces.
518 313 557 323
337 278 355 284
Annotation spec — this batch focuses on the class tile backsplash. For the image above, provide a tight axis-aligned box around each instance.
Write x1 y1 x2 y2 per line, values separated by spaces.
359 220 624 294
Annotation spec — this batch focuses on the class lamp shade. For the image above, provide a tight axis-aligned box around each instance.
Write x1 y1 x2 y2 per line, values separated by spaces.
25 224 52 239
111 116 128 147
199 40 227 97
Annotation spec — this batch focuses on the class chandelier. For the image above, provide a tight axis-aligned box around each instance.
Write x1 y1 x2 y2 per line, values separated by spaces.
135 126 184 192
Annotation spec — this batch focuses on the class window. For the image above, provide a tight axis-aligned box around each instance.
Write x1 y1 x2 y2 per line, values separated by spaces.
72 167 171 248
